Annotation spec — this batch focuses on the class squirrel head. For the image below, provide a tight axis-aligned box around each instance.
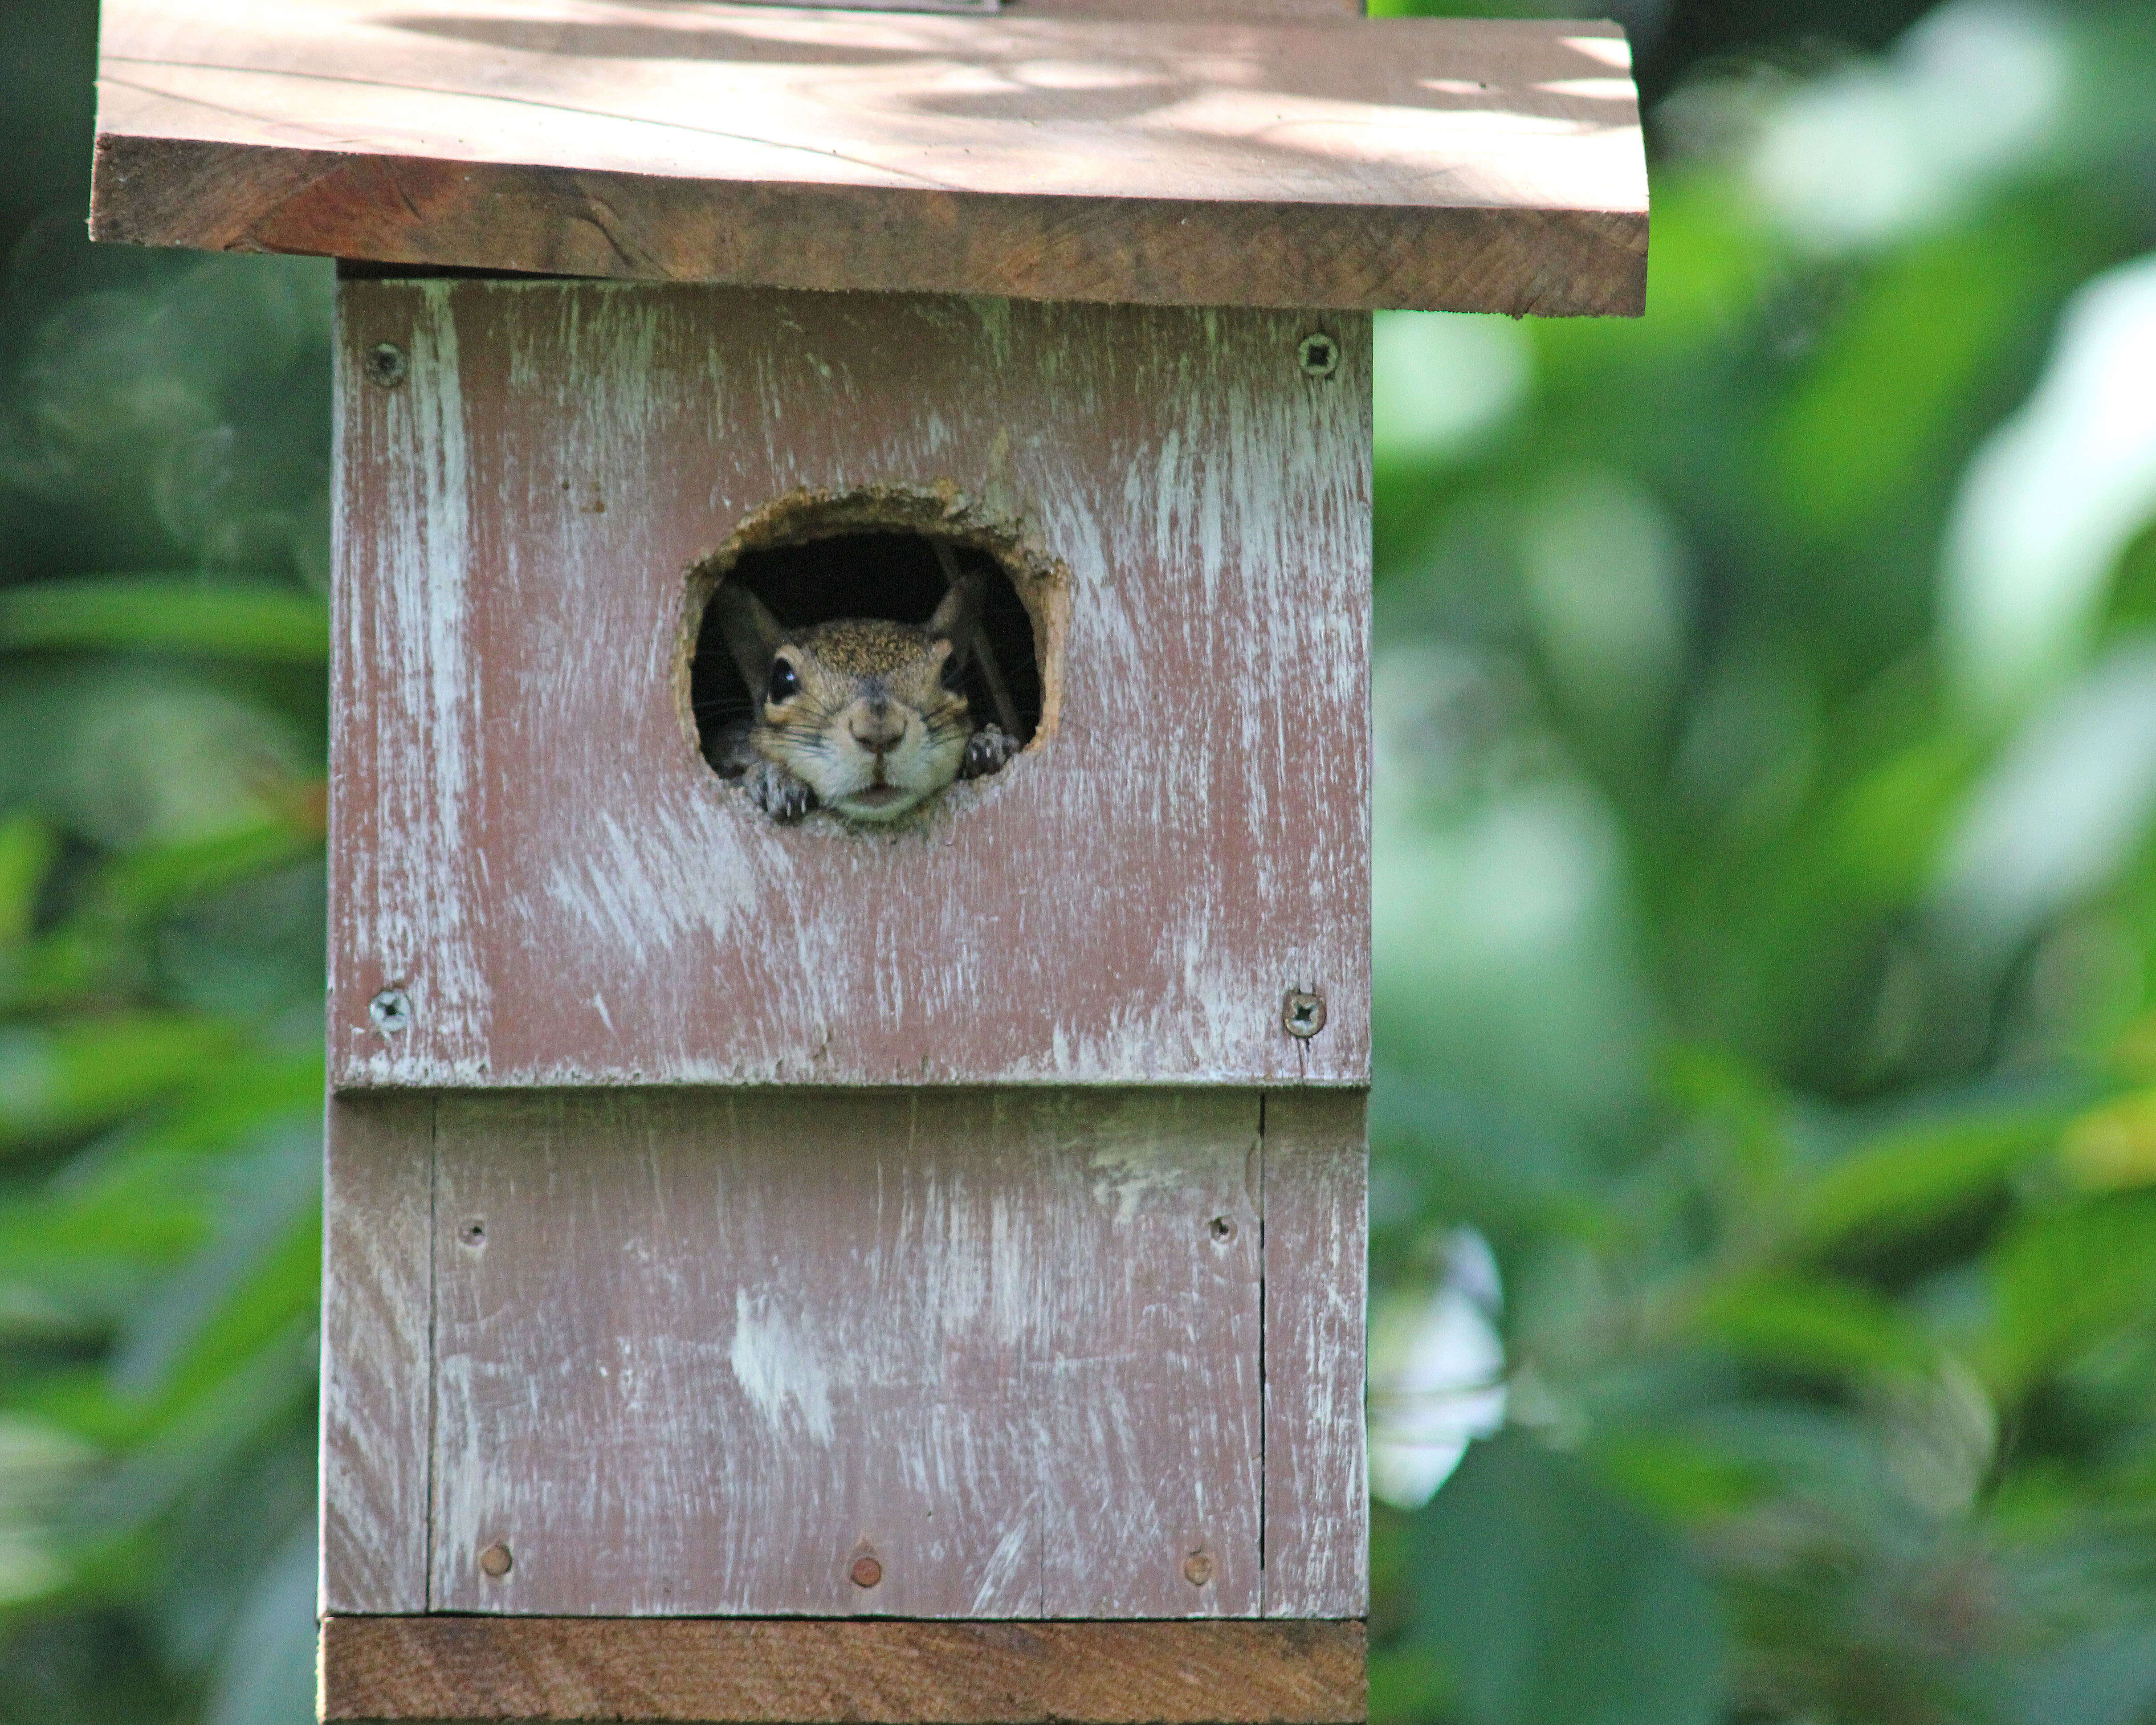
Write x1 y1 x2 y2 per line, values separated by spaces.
710 576 979 824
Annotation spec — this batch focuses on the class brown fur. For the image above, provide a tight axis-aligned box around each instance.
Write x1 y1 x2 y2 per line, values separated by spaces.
711 577 1015 825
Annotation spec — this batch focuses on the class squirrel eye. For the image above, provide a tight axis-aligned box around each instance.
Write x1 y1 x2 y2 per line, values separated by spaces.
766 658 800 703
938 650 968 694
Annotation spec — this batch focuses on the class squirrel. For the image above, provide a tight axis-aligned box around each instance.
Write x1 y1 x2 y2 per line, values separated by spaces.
704 559 1022 824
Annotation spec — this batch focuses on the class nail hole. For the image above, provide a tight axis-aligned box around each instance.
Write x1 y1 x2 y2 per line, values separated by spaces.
364 342 408 387
1209 1215 1236 1243
459 1220 486 1247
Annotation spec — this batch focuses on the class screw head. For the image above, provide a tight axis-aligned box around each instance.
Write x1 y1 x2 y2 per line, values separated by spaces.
1283 989 1327 1039
1183 1552 1215 1587
1296 332 1340 379
369 987 412 1033
364 341 409 387
851 1554 884 1589
1208 1215 1237 1243
479 1542 514 1578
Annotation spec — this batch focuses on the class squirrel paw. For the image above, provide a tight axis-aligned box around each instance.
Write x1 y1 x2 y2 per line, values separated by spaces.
961 724 1022 781
747 761 817 823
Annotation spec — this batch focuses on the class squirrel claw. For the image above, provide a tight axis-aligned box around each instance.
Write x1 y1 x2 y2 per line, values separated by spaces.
747 761 817 823
961 724 1021 781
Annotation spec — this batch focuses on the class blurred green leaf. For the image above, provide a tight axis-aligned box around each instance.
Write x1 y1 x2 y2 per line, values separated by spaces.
1692 1272 1935 1378
0 578 326 662
1595 1430 1773 1524
1785 1110 2062 1250
136 1200 319 1422
1987 1195 2156 1395
0 1014 243 1150
1368 1643 1454 1725
1407 1432 1729 1725
2059 1089 2156 1191
0 816 56 949
1826 734 1980 899
1764 221 2059 539
4 823 318 1013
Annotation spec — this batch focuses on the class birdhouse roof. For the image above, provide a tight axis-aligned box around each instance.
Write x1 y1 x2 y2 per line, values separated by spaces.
91 0 1645 314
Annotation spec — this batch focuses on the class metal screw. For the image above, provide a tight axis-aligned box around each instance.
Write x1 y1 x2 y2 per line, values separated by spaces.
1209 1215 1237 1243
1283 989 1327 1039
369 987 412 1033
1296 332 1340 379
1183 1552 1215 1587
479 1542 513 1578
458 1220 486 1247
851 1554 884 1589
364 342 409 387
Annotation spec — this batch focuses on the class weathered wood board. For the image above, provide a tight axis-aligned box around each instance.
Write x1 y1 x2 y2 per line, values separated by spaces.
321 1093 435 1615
318 1615 1368 1723
429 1089 1263 1617
1260 1088 1368 1618
317 1087 1366 1622
92 0 1645 314
328 280 1372 1090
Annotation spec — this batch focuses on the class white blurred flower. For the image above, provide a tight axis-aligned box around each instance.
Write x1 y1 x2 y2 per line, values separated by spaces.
1940 251 2156 718
1373 311 1532 466
1368 1229 1508 1509
1751 1 2066 254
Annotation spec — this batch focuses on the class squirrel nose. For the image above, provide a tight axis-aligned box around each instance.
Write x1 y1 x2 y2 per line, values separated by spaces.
849 701 905 755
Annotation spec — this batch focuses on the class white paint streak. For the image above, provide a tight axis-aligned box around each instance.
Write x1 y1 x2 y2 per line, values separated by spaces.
969 1513 1036 1616
728 1288 837 1446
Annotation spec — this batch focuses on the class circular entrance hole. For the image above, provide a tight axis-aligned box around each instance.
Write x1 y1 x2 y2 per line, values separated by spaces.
691 522 1044 802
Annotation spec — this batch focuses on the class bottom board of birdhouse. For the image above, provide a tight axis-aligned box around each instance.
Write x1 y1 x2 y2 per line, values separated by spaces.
321 1086 1365 1631
317 1615 1366 1723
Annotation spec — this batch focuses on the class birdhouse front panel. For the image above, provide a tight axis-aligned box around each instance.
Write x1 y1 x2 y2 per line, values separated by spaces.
328 278 1371 1090
315 275 1373 1634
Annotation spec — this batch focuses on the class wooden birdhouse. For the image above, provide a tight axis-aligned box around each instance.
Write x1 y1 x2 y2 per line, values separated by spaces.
92 2 1642 1719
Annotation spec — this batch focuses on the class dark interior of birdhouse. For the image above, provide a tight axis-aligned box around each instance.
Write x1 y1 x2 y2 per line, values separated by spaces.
691 528 1042 779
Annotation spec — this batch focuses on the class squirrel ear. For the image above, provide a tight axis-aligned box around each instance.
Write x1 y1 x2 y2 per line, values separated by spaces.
711 581 786 691
927 545 982 647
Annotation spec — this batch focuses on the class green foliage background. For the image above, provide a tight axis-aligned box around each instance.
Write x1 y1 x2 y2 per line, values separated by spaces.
4 1 2156 1721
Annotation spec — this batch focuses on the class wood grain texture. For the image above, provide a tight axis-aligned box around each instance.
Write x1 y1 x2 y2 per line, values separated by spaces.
1260 1089 1367 1618
327 280 1372 1090
92 0 1643 315
424 1089 1263 1617
1036 1096 1264 1616
321 1093 437 1614
319 1615 1367 1722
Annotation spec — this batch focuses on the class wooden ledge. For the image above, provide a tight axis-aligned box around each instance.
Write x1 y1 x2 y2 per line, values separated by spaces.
94 0 1643 314
318 1615 1367 1723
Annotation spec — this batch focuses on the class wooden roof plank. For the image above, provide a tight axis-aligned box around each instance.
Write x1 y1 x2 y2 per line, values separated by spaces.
93 0 1645 313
